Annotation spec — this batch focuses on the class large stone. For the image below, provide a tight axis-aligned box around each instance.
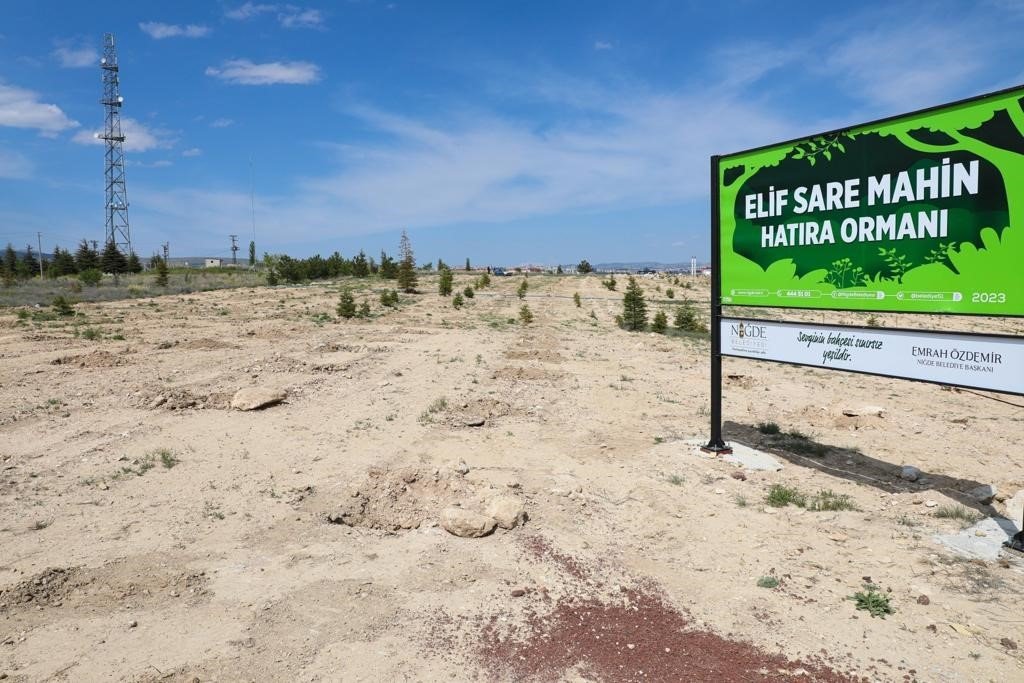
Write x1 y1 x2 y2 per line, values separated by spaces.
486 496 527 529
231 387 287 411
440 507 496 538
966 484 997 505
900 465 921 482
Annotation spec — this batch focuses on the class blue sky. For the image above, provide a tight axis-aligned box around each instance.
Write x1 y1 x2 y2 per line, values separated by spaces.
1 1 1023 265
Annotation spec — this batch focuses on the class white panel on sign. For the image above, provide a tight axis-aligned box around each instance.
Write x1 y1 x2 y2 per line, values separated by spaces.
720 318 1023 396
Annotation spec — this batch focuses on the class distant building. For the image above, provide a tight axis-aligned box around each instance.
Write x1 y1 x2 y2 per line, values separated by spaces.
204 258 223 268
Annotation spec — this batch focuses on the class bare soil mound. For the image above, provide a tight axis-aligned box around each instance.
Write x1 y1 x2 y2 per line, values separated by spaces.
325 465 483 531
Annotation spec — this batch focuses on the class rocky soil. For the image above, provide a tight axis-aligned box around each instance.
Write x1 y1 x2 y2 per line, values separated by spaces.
1 273 1022 681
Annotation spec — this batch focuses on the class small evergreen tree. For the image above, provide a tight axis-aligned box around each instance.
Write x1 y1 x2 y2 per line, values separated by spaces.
249 241 256 267
602 274 617 291
673 299 707 333
23 245 39 278
651 310 668 333
397 230 418 293
573 292 581 307
155 255 169 287
379 251 398 279
3 243 17 277
517 278 528 299
337 290 356 318
100 240 127 278
50 247 78 276
437 258 446 271
358 300 371 318
380 289 399 307
518 304 533 325
75 240 99 272
352 250 370 277
126 251 142 274
463 286 474 298
438 266 454 296
52 296 75 317
452 292 464 309
556 264 563 274
576 259 593 274
465 257 471 271
666 287 675 299
621 276 648 331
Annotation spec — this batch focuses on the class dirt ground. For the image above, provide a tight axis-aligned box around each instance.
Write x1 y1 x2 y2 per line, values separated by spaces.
1 273 1022 682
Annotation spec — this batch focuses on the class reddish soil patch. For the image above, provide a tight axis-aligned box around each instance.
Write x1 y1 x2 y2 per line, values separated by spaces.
479 584 859 682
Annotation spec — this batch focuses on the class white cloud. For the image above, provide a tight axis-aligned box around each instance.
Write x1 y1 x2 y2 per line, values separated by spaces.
53 44 97 68
210 117 235 128
225 3 325 29
0 149 33 179
182 147 202 157
205 59 321 85
280 8 324 29
131 159 174 168
0 82 79 134
225 2 277 20
139 22 211 39
72 117 176 152
593 41 613 51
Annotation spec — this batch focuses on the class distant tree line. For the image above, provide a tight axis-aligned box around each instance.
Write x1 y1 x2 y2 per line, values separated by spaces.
2 238 144 286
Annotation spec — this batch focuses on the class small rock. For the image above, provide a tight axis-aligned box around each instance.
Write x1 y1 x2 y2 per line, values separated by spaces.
511 589 526 598
730 471 747 481
965 484 997 505
917 595 930 605
713 488 726 495
486 496 527 529
464 417 486 427
440 507 496 538
925 500 938 508
128 620 138 628
230 387 287 411
1001 637 1018 650
150 395 167 409
98 482 109 491
453 460 470 475
900 466 921 482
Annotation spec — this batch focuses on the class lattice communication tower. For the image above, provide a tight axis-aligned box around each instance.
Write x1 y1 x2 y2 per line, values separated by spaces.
98 33 131 255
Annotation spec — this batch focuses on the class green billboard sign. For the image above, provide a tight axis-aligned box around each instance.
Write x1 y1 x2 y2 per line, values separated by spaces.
719 86 1024 316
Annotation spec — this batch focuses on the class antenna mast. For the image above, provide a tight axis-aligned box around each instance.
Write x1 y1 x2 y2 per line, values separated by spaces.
99 33 132 255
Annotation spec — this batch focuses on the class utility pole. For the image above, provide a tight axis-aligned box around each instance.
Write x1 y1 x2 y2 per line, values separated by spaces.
249 155 257 270
36 232 44 277
230 234 238 265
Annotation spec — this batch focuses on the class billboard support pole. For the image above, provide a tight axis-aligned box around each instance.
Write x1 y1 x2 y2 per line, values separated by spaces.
703 155 732 454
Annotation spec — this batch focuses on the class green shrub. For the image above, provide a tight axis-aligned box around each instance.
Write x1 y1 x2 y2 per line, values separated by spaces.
452 293 464 309
666 287 675 299
78 268 102 287
518 304 533 324
849 587 894 618
765 484 806 508
463 286 474 298
52 296 75 317
573 292 581 307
